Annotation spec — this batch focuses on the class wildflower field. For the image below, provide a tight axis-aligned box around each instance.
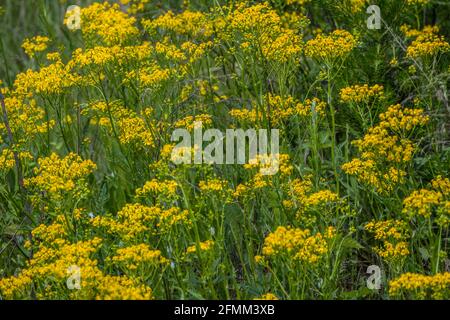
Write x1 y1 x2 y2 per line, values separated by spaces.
0 0 449 300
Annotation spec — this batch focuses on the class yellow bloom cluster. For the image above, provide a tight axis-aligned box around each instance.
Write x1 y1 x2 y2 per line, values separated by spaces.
143 10 214 39
186 240 215 255
305 30 357 61
403 176 450 226
69 43 153 69
401 25 450 58
0 237 153 300
285 0 310 5
111 244 169 270
153 40 184 61
233 172 272 198
222 3 303 63
199 179 228 193
94 275 153 300
432 176 450 194
116 117 154 148
24 153 96 205
280 11 310 30
254 293 279 300
119 0 150 15
403 189 442 218
0 214 156 300
22 36 50 58
342 105 429 193
0 149 32 172
32 219 68 244
405 0 430 6
261 226 335 264
92 203 190 240
86 101 155 148
230 94 326 126
175 114 213 130
67 42 153 69
136 179 179 199
125 64 172 89
305 190 340 207
340 84 384 104
348 0 367 13
296 98 327 117
378 104 429 132
282 178 341 219
79 2 139 46
245 154 293 177
284 177 313 206
389 272 450 300
365 220 410 261
14 61 80 96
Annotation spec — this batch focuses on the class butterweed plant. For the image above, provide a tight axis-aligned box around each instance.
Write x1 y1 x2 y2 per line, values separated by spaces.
0 0 449 300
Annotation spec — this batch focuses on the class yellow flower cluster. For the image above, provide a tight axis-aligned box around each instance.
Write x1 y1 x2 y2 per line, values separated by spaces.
125 64 172 89
401 25 450 58
94 275 153 300
0 149 32 172
0 238 98 299
24 153 96 205
175 114 213 130
13 61 80 96
116 117 154 148
378 104 429 132
285 0 310 5
136 179 179 199
284 177 313 207
230 94 326 126
199 179 228 193
280 11 310 30
389 272 450 300
348 0 367 13
92 203 190 240
305 190 340 207
0 212 157 300
143 10 214 39
342 105 429 193
340 84 384 104
110 244 169 270
79 2 139 46
405 0 430 6
296 98 327 117
233 172 272 198
261 226 335 264
69 43 152 69
186 240 215 255
86 101 154 148
403 176 450 226
154 40 185 61
22 36 50 58
222 3 303 63
432 176 450 194
254 293 279 300
119 0 150 15
282 178 341 220
32 219 68 244
305 30 357 61
365 220 410 261
245 154 293 177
